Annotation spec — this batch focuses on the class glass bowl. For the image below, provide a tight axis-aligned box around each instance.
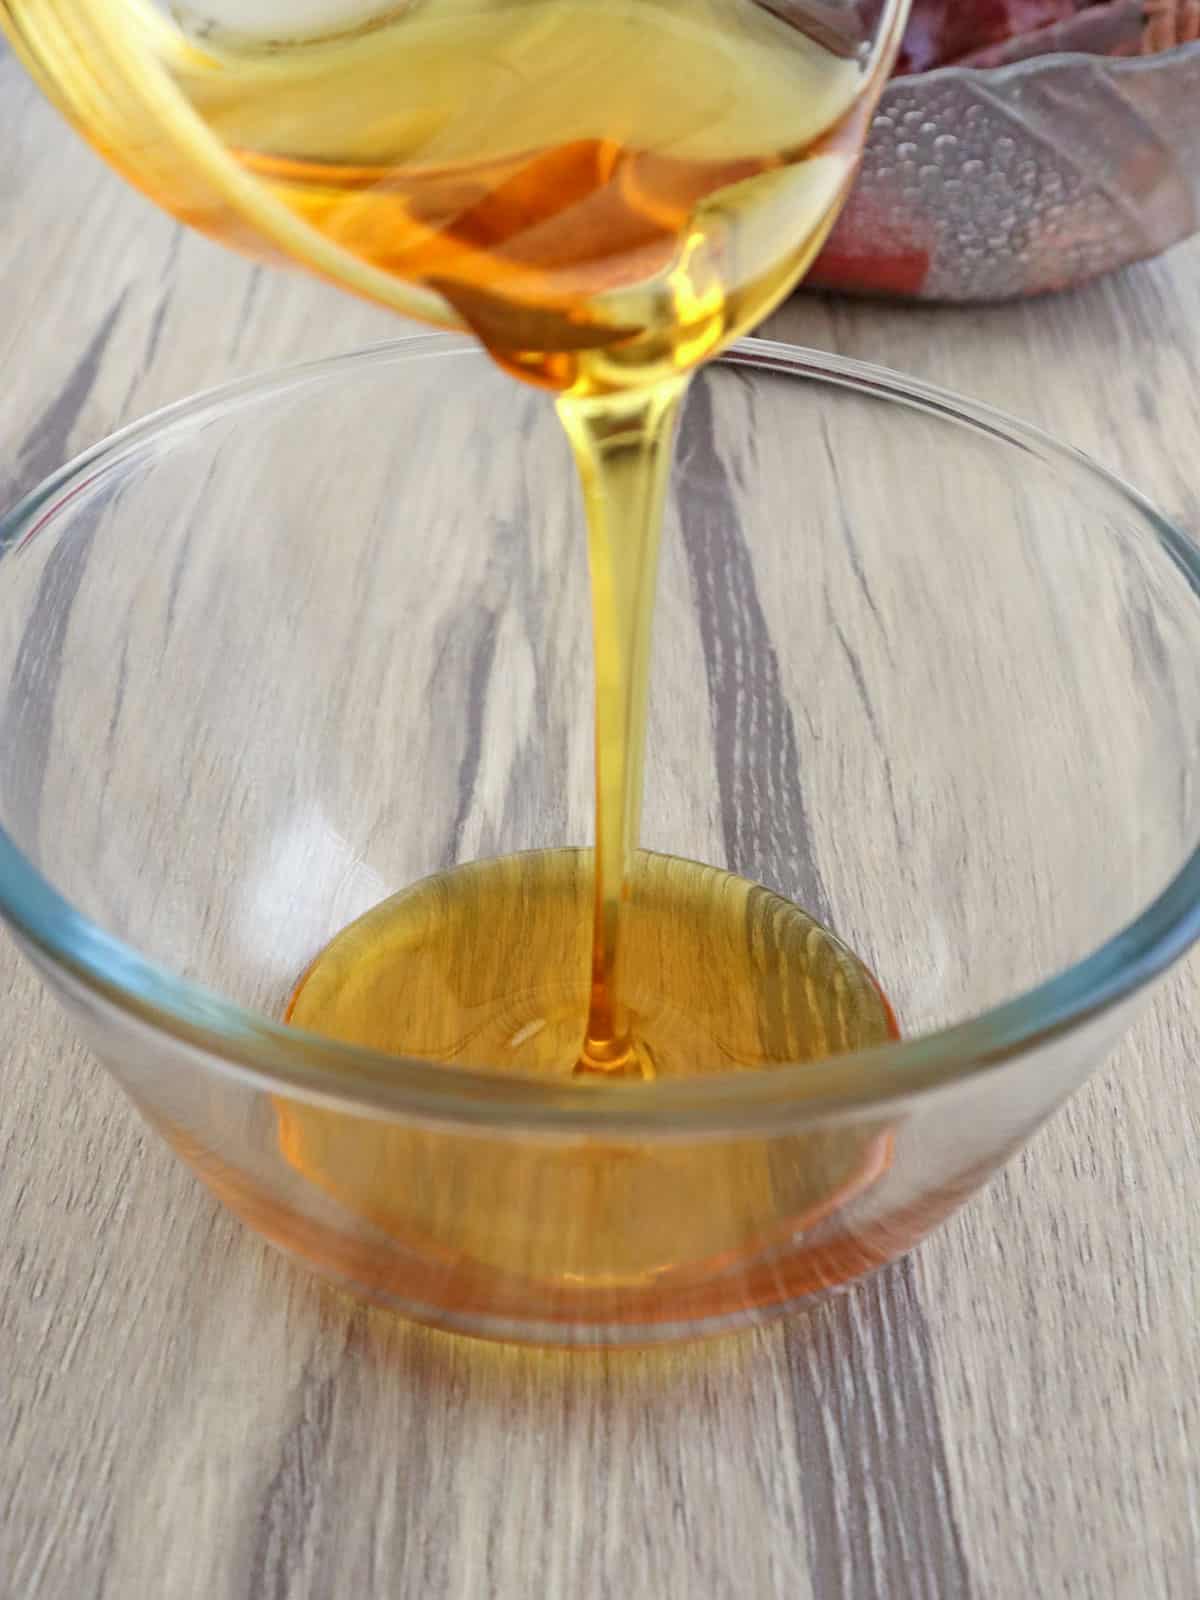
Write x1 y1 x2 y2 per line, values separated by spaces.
2 334 1199 1347
809 42 1200 299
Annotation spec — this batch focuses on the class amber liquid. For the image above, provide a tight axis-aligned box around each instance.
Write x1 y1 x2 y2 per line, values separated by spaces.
0 0 892 1075
287 850 896 1076
280 851 898 1297
4 1 908 1307
4 1 868 386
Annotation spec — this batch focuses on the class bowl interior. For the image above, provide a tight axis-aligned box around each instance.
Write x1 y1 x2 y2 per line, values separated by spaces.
1 336 1199 1083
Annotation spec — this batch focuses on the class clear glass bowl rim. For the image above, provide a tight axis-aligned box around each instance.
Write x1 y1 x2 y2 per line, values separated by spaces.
2 332 1198 1137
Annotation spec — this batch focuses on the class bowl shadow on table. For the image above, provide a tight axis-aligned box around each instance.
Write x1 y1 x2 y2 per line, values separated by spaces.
173 1157 992 1588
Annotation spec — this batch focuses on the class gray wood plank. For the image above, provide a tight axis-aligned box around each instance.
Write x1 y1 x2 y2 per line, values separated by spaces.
0 43 1198 1600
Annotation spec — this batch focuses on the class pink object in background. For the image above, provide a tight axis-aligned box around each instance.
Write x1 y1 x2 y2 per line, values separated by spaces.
808 41 1200 300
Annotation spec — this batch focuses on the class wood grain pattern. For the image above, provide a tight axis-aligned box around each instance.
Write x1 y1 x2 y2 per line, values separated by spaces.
1 41 1200 1599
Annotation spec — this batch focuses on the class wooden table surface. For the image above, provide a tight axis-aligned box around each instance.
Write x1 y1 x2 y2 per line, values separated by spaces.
2 47 1199 1600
